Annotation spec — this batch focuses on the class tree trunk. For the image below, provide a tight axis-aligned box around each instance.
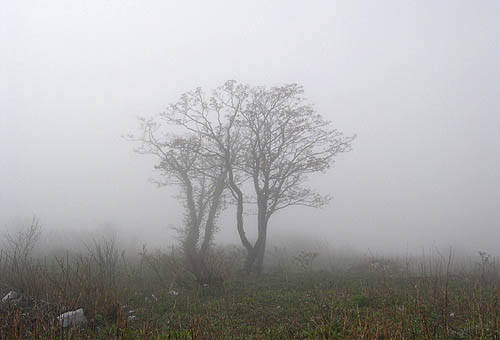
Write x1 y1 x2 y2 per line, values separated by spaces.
244 213 268 274
200 172 226 257
253 214 268 274
244 248 257 274
254 233 267 274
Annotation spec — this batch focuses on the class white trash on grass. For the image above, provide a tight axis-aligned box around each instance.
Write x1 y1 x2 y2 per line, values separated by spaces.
58 308 88 328
2 291 19 303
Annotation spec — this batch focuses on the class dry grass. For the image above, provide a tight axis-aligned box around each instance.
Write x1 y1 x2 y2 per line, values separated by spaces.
0 231 498 339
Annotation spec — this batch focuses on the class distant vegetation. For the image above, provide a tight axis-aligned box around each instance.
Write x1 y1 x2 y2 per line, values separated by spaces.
1 220 499 339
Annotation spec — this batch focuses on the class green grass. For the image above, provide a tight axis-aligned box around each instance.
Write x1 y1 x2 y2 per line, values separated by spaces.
1 241 499 339
1 267 499 339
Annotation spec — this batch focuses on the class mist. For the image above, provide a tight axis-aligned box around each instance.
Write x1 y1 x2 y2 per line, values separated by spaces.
1 0 499 256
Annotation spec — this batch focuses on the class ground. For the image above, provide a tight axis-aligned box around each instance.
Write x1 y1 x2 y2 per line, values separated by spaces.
1 265 499 339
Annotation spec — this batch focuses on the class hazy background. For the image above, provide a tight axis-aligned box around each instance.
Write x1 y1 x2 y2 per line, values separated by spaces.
1 1 499 255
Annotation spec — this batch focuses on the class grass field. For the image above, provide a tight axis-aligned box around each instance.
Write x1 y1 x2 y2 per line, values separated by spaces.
1 240 499 340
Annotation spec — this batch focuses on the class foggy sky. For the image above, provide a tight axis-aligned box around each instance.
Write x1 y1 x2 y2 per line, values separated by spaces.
1 1 499 254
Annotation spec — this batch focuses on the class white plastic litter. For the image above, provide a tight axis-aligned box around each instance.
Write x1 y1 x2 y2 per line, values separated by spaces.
58 308 88 328
168 290 179 296
2 291 19 303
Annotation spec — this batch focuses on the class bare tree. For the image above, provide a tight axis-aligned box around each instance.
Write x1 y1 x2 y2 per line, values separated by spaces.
3 216 42 262
237 83 355 272
160 81 354 274
127 119 227 282
160 82 251 271
2 216 42 292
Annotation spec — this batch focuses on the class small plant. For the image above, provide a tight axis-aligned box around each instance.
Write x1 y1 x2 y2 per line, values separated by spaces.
477 250 495 280
1 216 42 294
3 216 41 262
478 250 490 265
292 251 318 272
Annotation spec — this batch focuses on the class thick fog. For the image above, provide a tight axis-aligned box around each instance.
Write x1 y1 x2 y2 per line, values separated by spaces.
1 1 499 255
